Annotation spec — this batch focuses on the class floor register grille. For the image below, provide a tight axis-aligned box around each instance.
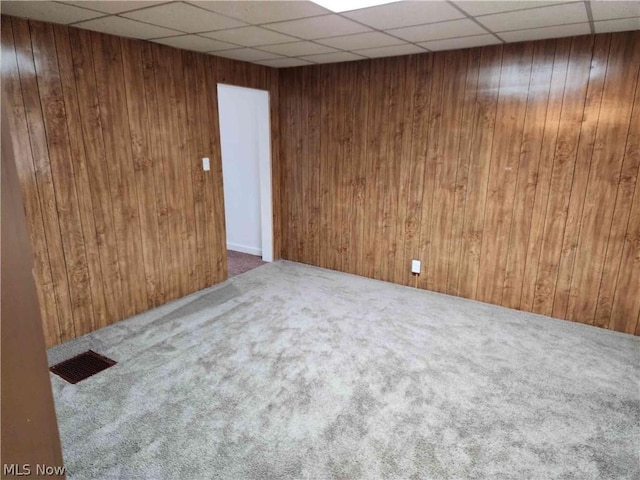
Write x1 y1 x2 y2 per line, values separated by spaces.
50 350 116 384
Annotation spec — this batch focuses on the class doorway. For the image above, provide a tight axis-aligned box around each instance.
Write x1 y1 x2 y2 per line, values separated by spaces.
217 84 273 277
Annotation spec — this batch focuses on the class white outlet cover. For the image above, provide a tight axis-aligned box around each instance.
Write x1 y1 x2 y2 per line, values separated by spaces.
202 157 210 171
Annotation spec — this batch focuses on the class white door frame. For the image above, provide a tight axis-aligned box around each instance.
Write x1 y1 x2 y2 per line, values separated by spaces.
217 83 273 262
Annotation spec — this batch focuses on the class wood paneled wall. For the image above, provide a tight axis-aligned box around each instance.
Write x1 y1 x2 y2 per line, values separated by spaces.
1 16 280 347
279 31 640 335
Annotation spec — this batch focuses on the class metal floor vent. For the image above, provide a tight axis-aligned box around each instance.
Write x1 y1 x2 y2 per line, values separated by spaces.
50 350 116 384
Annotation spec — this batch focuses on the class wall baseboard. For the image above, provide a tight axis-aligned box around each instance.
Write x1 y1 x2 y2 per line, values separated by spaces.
227 243 262 257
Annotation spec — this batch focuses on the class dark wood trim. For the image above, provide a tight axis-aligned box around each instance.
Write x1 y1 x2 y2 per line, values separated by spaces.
1 99 65 477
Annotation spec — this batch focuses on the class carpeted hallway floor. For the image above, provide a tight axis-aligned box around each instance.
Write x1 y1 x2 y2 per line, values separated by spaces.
47 261 639 479
227 249 266 278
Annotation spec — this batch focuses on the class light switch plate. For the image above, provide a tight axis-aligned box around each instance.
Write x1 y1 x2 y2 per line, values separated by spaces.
202 157 210 171
411 259 421 274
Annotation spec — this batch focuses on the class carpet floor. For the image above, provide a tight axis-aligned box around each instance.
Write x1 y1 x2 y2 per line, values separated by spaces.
47 261 639 479
227 250 266 278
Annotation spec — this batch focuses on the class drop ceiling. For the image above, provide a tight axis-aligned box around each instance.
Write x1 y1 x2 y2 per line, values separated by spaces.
1 1 639 68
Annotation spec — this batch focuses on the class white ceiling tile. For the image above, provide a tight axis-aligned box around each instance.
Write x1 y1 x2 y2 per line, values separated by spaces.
594 17 640 33
5 0 637 68
200 26 298 46
343 1 464 29
354 43 426 58
419 33 501 51
454 1 571 16
192 1 330 24
316 31 404 50
477 2 588 32
62 1 169 14
259 41 337 56
74 15 181 39
499 22 590 42
212 48 283 62
300 51 367 64
152 34 237 52
123 2 246 33
590 1 640 21
255 57 314 68
390 19 487 42
264 14 370 40
1 1 104 24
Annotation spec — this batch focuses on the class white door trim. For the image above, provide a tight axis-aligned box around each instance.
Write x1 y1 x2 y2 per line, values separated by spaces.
217 83 273 262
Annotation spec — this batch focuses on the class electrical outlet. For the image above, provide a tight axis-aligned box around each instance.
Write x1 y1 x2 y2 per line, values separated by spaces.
202 157 210 171
411 259 421 274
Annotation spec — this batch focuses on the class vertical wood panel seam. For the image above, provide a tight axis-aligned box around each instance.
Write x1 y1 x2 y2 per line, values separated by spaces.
441 51 463 294
455 52 480 294
425 54 446 289
81 28 125 323
53 24 100 330
566 34 616 321
530 41 571 309
502 42 540 303
6 19 63 344
446 51 471 292
548 37 597 315
413 58 428 287
609 161 640 331
356 62 370 275
27 20 77 339
400 56 420 285
501 42 538 305
89 30 127 321
473 46 504 299
117 36 150 305
592 63 640 326
517 41 558 308
182 50 205 290
552 35 608 319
